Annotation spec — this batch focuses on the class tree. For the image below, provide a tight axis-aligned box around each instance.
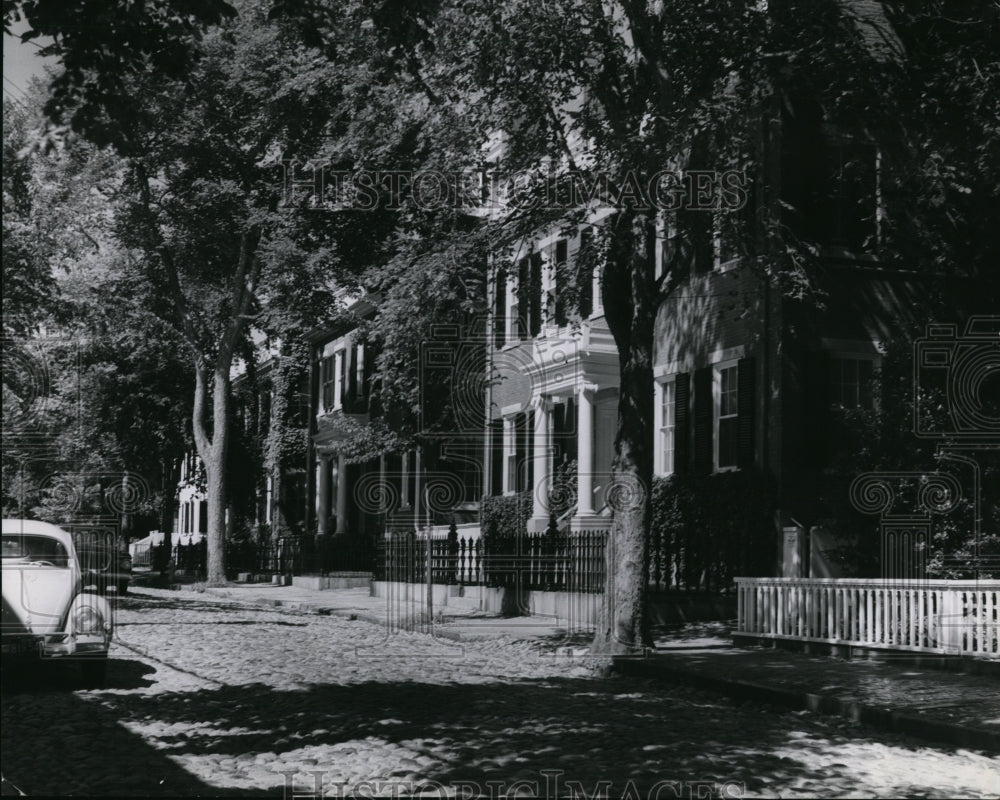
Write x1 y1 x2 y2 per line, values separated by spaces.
372 0 1000 656
2 81 194 543
13 0 997 617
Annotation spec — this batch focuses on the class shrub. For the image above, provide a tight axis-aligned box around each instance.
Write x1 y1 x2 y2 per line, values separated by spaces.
650 471 776 591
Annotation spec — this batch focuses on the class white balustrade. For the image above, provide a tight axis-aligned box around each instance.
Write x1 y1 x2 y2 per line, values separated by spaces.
736 578 1000 657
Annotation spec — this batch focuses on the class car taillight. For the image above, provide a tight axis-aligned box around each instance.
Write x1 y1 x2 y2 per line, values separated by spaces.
73 605 104 635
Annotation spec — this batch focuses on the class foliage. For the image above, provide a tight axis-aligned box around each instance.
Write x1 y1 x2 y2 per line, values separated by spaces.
481 490 531 542
814 334 999 578
5 0 237 148
650 472 776 592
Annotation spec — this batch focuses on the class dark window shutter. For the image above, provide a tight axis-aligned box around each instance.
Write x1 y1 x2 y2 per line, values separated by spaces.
693 367 713 475
515 412 528 492
199 501 207 534
516 257 529 339
346 347 358 410
529 251 543 336
578 228 593 319
737 357 755 469
363 344 375 403
674 372 691 474
490 419 503 495
554 239 568 326
565 396 578 465
493 265 506 348
803 351 831 468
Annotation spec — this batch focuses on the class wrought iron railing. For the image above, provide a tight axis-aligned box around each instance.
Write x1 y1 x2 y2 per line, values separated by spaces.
375 529 608 593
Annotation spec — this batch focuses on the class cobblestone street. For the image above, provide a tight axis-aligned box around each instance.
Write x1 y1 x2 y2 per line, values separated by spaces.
2 589 998 798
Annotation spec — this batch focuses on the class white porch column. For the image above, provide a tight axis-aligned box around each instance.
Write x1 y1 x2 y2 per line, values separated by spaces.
502 416 516 494
316 455 330 536
335 454 348 534
577 384 596 515
530 395 551 529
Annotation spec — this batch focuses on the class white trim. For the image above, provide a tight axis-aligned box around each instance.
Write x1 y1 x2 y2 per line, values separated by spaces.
656 344 745 378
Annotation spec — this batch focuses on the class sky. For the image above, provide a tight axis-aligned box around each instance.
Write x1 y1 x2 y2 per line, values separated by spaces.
3 18 58 106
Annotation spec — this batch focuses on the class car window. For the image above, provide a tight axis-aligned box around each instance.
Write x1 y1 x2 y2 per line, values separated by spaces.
1 534 71 567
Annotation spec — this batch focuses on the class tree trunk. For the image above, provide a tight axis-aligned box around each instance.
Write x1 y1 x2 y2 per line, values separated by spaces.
591 209 657 656
206 368 230 584
192 360 231 585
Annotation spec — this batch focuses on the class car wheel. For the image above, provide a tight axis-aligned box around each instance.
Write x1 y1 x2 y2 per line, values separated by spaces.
78 656 108 689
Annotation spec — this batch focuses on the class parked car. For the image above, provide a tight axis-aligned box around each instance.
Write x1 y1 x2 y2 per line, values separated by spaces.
69 527 132 595
1 519 113 686
116 550 132 595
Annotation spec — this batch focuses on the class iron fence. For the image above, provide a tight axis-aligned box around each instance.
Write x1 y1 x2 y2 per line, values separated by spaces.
375 529 607 593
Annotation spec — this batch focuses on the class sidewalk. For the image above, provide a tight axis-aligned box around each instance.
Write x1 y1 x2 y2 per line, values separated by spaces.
617 633 1000 754
137 582 1000 753
193 582 569 641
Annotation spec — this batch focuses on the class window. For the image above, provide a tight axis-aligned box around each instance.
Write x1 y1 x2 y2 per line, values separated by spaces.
334 349 346 409
354 343 365 399
660 379 676 475
320 355 335 411
1 534 70 567
831 357 874 409
715 362 739 470
502 416 517 494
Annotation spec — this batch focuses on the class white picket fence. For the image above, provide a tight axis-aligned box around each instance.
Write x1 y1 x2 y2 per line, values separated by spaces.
736 578 999 657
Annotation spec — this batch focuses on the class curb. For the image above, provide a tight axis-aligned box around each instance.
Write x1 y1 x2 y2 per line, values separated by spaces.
197 587 497 643
614 656 1000 754
200 587 382 624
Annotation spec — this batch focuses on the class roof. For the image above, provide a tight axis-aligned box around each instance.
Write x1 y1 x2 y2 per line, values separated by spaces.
2 518 73 544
